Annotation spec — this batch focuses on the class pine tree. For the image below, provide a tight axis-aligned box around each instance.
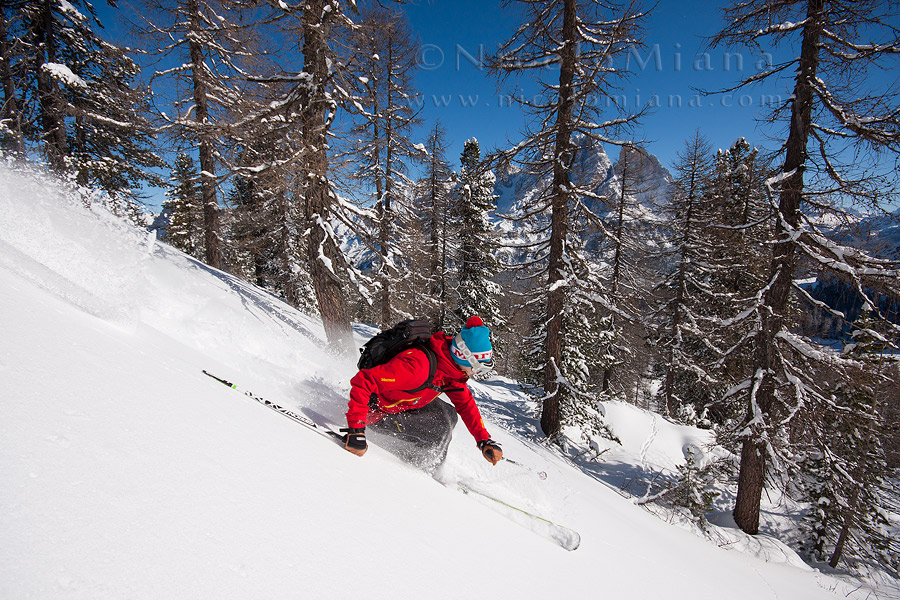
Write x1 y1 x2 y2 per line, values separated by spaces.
162 153 203 258
711 0 900 534
6 1 162 204
489 0 647 438
349 5 421 328
799 313 899 577
454 138 502 329
0 2 25 156
654 131 721 419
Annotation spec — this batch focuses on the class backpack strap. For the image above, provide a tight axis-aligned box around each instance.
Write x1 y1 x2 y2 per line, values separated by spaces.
401 341 439 394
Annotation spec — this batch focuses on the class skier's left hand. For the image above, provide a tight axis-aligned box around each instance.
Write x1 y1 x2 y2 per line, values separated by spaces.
478 439 503 465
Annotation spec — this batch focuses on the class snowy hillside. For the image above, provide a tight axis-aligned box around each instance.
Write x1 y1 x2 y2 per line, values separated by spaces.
0 165 872 599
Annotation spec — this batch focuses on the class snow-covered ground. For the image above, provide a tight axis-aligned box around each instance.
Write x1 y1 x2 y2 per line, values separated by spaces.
0 165 874 599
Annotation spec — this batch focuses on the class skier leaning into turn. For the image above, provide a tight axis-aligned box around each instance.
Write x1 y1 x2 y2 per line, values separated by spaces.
342 316 503 470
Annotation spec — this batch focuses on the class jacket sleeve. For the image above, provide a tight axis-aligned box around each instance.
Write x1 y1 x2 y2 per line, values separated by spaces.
346 348 431 428
444 385 491 443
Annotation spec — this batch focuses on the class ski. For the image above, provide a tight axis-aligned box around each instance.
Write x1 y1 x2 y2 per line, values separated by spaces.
457 481 581 551
202 369 344 444
457 482 581 551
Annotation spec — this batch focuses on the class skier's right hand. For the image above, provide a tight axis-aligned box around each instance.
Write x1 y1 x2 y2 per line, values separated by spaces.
343 427 367 457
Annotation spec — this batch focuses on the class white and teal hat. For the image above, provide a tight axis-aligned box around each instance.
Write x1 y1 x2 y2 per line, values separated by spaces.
451 316 494 374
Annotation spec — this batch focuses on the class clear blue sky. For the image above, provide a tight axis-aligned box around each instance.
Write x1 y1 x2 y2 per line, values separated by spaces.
402 1 793 170
96 1 799 206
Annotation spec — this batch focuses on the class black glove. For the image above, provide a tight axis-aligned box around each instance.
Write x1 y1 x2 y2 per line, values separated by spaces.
477 439 503 465
342 427 367 457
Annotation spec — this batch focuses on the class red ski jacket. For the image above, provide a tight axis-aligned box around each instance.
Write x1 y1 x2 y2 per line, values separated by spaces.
346 332 491 443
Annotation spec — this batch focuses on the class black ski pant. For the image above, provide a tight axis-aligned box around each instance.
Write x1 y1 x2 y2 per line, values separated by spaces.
369 399 459 471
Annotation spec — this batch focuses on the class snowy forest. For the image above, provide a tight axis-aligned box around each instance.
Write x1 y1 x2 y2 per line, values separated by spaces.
3 0 900 586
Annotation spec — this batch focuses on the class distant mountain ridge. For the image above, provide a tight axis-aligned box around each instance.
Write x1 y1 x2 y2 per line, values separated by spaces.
492 136 673 219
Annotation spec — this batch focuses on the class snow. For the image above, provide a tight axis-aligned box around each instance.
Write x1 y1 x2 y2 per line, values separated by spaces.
42 63 86 88
0 165 871 599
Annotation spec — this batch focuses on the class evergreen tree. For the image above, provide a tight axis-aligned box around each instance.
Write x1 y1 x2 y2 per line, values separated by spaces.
799 314 899 577
227 174 275 289
654 131 721 419
162 153 203 258
454 138 502 329
489 0 647 438
711 0 900 534
5 1 162 205
0 2 26 156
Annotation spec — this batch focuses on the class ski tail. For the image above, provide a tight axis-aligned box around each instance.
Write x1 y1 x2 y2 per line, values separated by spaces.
457 481 581 551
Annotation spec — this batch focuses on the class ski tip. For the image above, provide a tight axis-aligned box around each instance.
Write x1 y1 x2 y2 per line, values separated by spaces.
561 531 581 552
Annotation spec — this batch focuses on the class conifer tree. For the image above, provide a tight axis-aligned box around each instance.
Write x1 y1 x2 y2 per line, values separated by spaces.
711 0 900 535
350 5 421 327
162 153 203 258
417 121 454 328
654 131 720 419
489 0 647 438
227 174 276 290
7 1 162 203
137 0 262 269
799 314 899 576
455 138 502 329
599 144 658 401
0 2 25 156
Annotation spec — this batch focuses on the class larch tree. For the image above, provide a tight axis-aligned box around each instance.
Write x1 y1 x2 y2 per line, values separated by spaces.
489 0 647 438
294 0 357 349
416 120 454 329
350 4 421 328
654 130 720 419
710 0 900 535
137 0 258 269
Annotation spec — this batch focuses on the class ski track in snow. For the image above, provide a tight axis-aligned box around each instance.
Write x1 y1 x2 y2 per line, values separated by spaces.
0 165 886 600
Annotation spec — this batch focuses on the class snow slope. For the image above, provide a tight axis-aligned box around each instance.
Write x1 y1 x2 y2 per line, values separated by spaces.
0 166 866 599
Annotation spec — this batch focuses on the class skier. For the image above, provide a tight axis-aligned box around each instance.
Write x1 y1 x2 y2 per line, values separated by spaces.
343 316 503 470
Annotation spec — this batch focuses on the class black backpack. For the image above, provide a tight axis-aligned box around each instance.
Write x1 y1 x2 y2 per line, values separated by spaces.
357 319 439 394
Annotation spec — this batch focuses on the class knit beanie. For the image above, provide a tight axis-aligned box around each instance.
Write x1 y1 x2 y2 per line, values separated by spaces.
451 316 493 366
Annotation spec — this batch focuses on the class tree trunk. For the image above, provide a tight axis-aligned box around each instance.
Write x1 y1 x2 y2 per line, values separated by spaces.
602 150 629 394
664 163 698 416
188 0 223 270
301 0 352 350
380 116 393 328
540 0 576 438
733 0 823 535
0 6 24 155
829 483 861 568
33 0 67 171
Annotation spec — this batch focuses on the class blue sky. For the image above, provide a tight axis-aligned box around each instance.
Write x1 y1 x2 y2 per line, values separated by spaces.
402 1 792 170
95 1 799 206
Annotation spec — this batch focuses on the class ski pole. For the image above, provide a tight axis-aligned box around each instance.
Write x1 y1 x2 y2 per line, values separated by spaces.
501 456 548 480
202 369 344 443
